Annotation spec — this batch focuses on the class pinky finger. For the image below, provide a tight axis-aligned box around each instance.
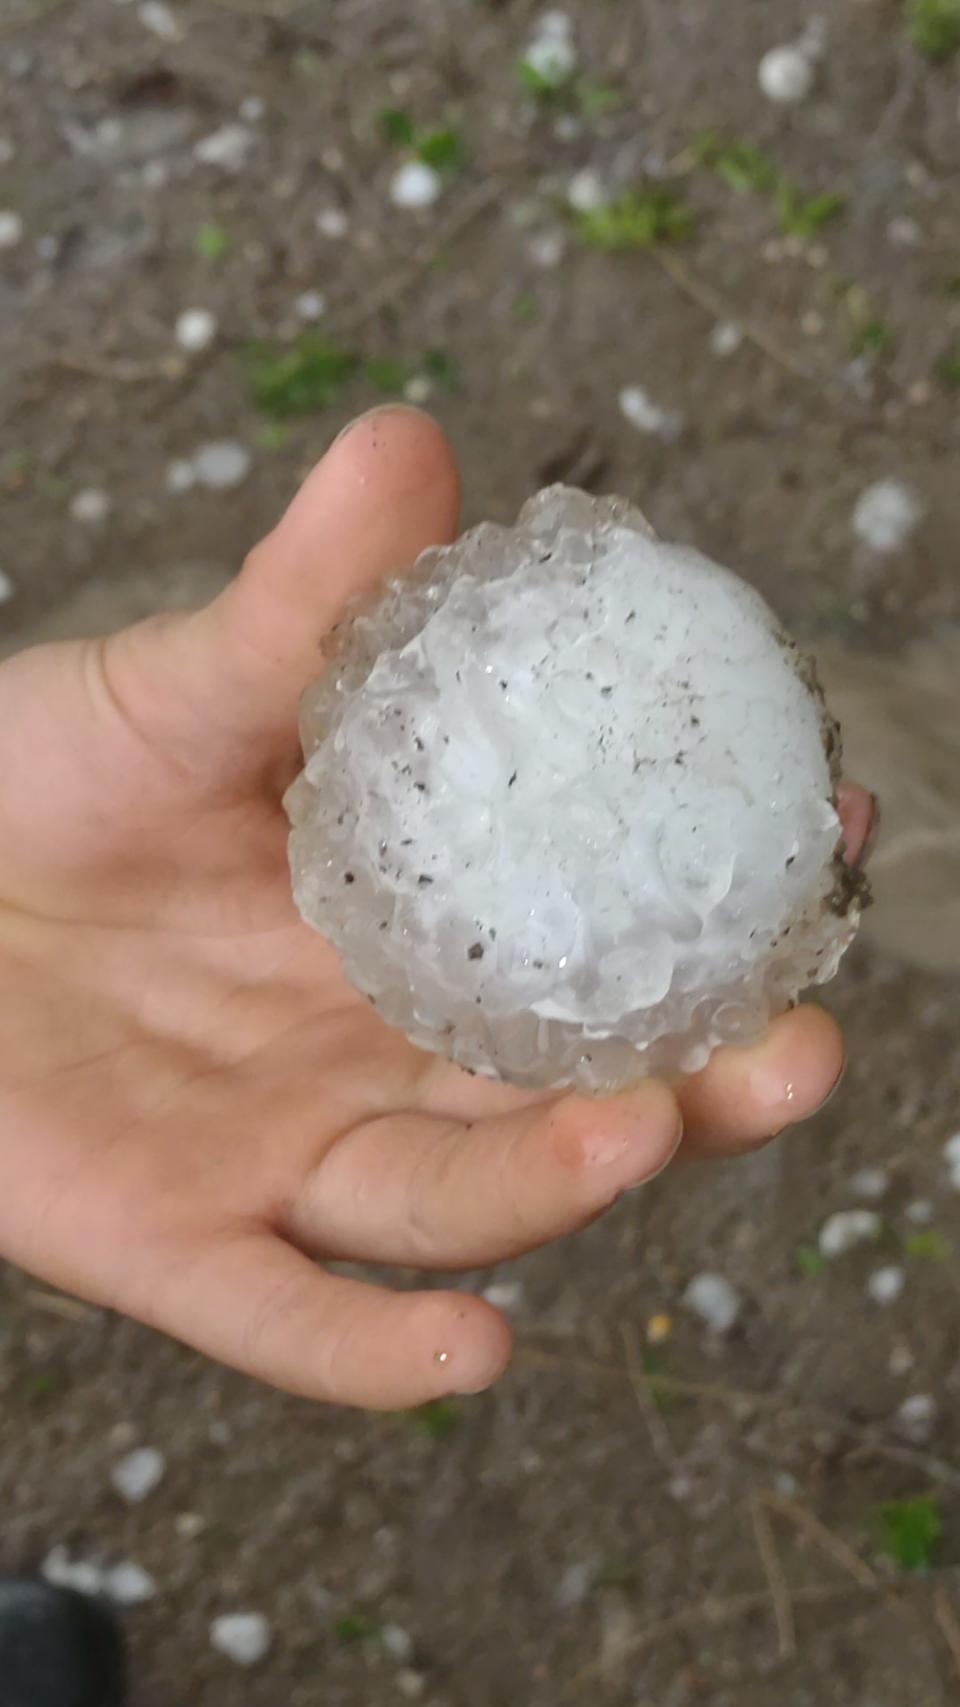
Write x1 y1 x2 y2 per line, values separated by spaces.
154 1231 512 1409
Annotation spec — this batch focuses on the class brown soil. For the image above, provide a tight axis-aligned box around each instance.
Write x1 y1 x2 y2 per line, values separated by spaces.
2 3 959 1704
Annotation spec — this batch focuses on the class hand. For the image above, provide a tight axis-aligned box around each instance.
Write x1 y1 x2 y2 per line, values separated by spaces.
0 408 873 1409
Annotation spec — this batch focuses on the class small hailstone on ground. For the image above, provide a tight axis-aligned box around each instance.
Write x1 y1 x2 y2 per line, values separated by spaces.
210 1612 272 1666
138 1 181 40
0 568 15 603
526 228 566 268
380 1624 415 1663
193 440 252 490
104 1562 157 1607
887 215 922 250
566 169 606 213
848 1167 890 1202
819 1210 881 1258
166 458 197 494
852 480 922 554
397 1673 427 1701
42 1547 106 1598
554 113 583 142
683 1272 742 1335
555 1561 593 1610
404 375 434 405
618 385 683 442
906 1198 933 1224
482 1280 525 1311
69 488 112 525
896 1393 937 1443
797 14 828 62
316 206 349 239
524 32 577 88
294 289 326 321
867 1265 904 1306
175 307 217 352
944 1132 960 1190
239 94 265 123
758 45 815 106
0 210 24 249
175 1511 206 1539
888 1342 914 1376
389 160 442 210
110 1446 166 1504
287 486 862 1092
194 124 255 172
0 139 15 165
709 322 744 358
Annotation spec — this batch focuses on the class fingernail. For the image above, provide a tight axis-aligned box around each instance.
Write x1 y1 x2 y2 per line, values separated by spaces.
332 402 426 448
857 792 881 869
454 1373 498 1397
620 1108 686 1189
813 1054 848 1115
751 1051 847 1126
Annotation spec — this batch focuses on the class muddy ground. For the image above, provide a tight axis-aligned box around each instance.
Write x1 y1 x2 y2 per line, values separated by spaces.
2 2 960 1703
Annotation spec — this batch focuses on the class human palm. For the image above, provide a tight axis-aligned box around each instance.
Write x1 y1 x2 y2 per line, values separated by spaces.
0 410 867 1409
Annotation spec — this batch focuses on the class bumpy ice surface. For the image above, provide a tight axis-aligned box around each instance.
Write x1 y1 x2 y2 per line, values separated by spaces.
286 487 860 1092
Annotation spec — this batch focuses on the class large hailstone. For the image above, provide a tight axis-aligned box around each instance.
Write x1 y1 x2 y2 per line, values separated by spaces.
286 488 863 1092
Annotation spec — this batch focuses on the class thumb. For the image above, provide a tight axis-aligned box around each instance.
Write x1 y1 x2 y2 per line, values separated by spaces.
100 406 460 784
206 403 461 745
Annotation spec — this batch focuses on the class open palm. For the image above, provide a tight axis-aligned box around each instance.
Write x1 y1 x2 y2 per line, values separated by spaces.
0 410 867 1409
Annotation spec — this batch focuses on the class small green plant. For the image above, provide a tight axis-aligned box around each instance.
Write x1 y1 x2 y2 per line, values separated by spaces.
378 107 416 146
518 55 575 99
1 448 31 489
255 422 291 452
576 79 622 117
904 1228 953 1259
876 1494 942 1571
422 348 461 391
378 110 464 172
365 356 408 393
575 188 694 250
334 1611 383 1644
905 0 960 62
776 183 847 240
416 128 464 172
936 345 960 387
410 1398 460 1439
641 1349 681 1413
796 1244 826 1278
693 131 778 194
850 316 894 359
195 222 230 262
514 290 541 323
594 1556 641 1589
248 335 358 418
25 1369 60 1401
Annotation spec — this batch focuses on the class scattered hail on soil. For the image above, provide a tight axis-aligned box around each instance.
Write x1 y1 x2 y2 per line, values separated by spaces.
853 480 923 553
175 307 218 352
867 1265 905 1306
110 1446 166 1505
0 209 24 248
818 1210 882 1258
210 1612 272 1666
287 486 863 1092
682 1272 742 1335
69 488 111 526
389 160 443 210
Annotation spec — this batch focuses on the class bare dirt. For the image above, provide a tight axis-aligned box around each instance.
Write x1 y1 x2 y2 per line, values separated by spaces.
2 3 960 1704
